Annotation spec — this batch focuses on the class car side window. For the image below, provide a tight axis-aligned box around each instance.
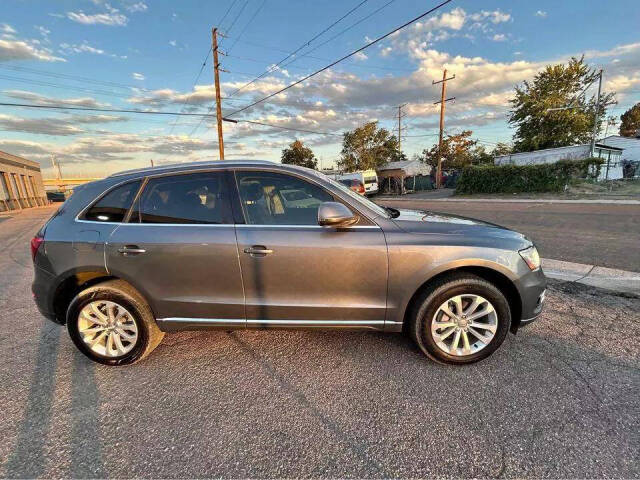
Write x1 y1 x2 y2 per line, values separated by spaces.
235 171 334 225
83 180 141 222
131 172 231 224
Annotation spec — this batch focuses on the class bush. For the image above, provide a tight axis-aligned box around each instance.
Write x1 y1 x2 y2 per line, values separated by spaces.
456 158 604 195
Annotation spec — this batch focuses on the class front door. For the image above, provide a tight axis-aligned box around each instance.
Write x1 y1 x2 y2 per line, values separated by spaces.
233 170 388 328
106 170 245 329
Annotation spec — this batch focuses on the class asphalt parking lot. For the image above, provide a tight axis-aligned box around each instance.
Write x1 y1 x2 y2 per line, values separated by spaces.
1 207 639 478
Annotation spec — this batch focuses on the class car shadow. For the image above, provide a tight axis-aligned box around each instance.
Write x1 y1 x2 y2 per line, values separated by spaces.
4 320 106 478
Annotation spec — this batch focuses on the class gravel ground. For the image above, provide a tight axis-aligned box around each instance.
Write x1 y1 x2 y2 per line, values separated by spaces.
0 207 638 478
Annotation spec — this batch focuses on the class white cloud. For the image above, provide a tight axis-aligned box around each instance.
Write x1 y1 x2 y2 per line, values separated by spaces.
4 90 108 108
492 34 506 42
535 10 547 18
169 40 177 47
1 23 17 35
125 2 148 13
132 72 145 80
66 9 128 26
0 38 65 62
380 46 392 57
34 26 51 42
353 51 368 61
0 114 84 136
60 41 105 55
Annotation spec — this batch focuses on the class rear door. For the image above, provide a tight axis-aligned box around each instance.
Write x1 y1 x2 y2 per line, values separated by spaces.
105 170 245 327
232 169 388 328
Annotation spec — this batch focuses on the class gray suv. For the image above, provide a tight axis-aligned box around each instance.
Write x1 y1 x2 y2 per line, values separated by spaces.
31 160 546 366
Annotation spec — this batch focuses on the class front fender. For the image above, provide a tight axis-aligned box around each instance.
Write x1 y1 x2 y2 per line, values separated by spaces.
385 241 526 326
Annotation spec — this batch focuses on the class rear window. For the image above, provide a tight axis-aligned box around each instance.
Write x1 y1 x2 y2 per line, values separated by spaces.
83 180 141 222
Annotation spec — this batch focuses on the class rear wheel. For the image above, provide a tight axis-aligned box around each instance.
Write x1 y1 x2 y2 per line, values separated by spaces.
66 280 164 365
409 273 511 365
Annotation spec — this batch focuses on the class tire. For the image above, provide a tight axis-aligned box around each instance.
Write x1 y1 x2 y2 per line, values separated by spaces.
66 279 164 366
408 273 511 365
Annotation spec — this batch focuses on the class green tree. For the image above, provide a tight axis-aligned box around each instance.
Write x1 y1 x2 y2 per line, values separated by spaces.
281 139 318 169
509 56 615 152
470 145 493 165
337 121 403 172
619 102 640 137
420 130 477 170
491 142 513 157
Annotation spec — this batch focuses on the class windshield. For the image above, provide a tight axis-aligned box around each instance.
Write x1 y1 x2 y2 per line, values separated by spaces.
322 174 390 218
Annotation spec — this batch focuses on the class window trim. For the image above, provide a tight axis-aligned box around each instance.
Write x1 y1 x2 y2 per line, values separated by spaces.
76 178 143 224
231 167 377 228
128 169 234 226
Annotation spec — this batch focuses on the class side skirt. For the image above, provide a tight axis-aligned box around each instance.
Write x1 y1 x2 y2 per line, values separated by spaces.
156 318 391 333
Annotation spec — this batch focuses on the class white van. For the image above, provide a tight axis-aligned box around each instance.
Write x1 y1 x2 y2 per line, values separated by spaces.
337 170 379 195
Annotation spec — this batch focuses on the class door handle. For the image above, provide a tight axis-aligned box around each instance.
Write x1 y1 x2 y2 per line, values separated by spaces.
118 245 146 255
243 246 273 256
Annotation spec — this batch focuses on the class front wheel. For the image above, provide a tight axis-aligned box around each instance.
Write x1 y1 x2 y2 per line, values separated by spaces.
409 273 511 365
66 279 164 366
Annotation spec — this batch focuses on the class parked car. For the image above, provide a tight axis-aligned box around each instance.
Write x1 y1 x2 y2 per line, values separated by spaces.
337 170 378 195
31 160 546 366
338 178 366 195
46 191 67 202
279 188 323 208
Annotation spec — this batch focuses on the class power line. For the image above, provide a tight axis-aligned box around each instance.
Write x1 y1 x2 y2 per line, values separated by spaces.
225 0 250 35
0 102 217 117
167 47 213 135
235 119 343 136
227 0 370 98
219 0 240 30
225 0 454 117
227 0 267 54
279 0 396 72
222 34 416 72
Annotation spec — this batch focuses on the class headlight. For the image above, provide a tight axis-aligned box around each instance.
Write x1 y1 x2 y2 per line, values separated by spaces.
519 246 540 271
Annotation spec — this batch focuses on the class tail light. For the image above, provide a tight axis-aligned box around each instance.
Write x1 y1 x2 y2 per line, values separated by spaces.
30 235 44 262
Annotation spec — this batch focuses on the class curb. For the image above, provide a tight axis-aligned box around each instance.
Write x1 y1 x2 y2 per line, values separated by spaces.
542 258 640 295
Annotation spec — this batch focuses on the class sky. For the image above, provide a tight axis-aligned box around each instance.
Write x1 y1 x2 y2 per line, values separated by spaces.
1 0 639 177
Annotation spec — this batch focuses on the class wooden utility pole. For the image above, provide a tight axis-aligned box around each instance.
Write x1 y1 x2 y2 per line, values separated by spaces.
433 69 455 188
397 103 407 153
212 27 225 160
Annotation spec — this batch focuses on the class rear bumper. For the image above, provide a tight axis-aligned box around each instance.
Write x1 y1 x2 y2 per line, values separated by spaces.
32 265 60 324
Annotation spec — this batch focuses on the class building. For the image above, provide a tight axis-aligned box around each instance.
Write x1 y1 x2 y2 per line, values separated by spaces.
494 143 625 180
0 150 48 212
377 159 432 194
600 134 640 177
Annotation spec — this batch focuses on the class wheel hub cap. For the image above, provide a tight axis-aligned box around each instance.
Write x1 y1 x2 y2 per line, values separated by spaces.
78 300 138 358
430 294 498 357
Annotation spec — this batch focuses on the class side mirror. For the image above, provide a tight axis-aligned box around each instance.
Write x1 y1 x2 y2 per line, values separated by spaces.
318 202 358 227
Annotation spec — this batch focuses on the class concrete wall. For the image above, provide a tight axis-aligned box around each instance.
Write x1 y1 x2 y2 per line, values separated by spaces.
0 150 47 212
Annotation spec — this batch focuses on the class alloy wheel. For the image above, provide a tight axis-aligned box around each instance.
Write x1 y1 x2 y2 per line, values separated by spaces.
78 300 138 358
430 294 498 356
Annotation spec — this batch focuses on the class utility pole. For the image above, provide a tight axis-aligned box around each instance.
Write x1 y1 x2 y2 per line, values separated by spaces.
433 69 455 188
397 103 407 154
212 27 225 160
150 159 154 167
589 69 603 158
604 116 617 139
51 155 62 180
